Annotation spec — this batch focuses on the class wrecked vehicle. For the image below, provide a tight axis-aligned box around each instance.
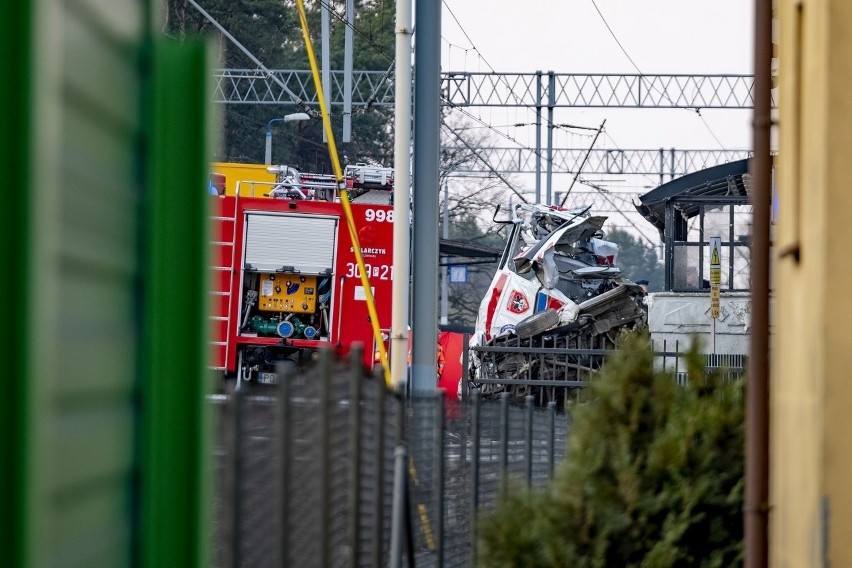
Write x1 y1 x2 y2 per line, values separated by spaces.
466 203 647 405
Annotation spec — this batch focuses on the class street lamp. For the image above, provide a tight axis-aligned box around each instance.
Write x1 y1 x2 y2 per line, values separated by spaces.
264 112 311 165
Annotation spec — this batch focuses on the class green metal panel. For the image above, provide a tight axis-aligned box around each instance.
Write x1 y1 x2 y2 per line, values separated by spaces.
0 0 213 563
1 2 210 567
26 1 147 565
141 38 212 568
0 1 32 567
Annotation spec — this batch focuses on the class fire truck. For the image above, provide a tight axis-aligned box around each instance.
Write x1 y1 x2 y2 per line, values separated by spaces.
209 163 396 384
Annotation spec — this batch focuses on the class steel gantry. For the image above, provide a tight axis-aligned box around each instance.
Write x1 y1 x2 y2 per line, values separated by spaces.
214 68 759 205
443 147 752 180
214 69 758 109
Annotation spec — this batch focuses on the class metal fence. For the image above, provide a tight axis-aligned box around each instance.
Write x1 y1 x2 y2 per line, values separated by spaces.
210 340 746 567
650 338 748 385
468 334 748 405
210 349 573 568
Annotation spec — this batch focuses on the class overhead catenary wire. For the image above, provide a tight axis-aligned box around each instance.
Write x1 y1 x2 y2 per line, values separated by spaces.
576 179 657 246
292 0 623 177
294 0 392 387
316 0 395 62
588 0 644 73
561 119 606 204
442 0 600 138
695 109 726 148
361 60 395 112
587 0 727 149
186 0 315 116
444 123 528 203
442 0 638 206
203 0 642 209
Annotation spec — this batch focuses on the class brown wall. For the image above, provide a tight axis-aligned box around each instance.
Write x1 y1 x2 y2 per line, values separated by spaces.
773 0 852 565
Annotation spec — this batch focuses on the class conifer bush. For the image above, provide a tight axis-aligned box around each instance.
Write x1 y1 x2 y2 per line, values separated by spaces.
478 332 744 567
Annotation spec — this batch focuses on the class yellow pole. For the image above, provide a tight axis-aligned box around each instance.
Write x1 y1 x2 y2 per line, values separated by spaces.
295 0 391 387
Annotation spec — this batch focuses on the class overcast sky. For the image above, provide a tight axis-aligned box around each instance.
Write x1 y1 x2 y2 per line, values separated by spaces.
439 0 754 162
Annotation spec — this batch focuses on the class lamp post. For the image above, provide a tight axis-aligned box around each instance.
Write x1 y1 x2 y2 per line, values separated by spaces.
264 112 310 165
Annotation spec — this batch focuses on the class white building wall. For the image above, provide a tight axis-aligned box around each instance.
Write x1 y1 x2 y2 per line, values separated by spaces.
647 292 751 356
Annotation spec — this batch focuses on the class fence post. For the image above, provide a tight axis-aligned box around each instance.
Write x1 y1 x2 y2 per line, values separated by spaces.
389 446 407 568
398 399 415 565
470 389 481 566
675 339 681 380
219 394 235 568
434 391 445 567
277 362 293 567
231 386 244 568
500 392 510 494
460 334 470 464
525 395 534 487
319 350 332 568
372 374 386 568
461 334 470 403
565 401 574 476
348 347 364 566
547 401 556 480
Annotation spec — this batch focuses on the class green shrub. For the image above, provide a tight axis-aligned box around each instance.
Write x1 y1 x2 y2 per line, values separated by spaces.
478 332 744 567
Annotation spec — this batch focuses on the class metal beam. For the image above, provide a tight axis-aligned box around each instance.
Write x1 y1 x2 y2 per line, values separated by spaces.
402 147 752 176
444 71 757 108
213 69 759 109
411 0 441 394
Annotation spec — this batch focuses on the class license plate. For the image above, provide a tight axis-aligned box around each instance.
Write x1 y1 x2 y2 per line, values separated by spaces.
258 372 278 385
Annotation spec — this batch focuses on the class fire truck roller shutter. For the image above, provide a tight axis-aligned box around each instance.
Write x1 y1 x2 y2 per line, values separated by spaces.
244 213 337 274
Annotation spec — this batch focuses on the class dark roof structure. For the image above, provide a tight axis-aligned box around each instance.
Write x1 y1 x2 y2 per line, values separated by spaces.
439 238 501 261
635 159 751 234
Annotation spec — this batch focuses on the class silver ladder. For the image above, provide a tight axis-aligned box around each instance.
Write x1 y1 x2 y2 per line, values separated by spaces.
208 195 239 371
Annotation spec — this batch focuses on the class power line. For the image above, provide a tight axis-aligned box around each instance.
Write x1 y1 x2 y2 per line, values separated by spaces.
587 0 730 149
187 0 314 114
441 2 653 202
440 6 622 188
443 122 528 203
575 178 657 246
562 119 606 203
588 0 644 74
695 109 726 149
442 2 481 59
315 0 394 63
442 1 600 139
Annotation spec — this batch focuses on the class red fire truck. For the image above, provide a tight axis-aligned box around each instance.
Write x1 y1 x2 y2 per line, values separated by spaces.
209 163 395 384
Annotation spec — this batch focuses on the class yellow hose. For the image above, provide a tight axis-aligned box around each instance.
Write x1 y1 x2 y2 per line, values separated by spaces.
295 0 391 387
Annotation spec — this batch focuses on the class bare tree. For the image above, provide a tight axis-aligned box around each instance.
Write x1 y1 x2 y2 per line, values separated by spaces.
438 111 520 326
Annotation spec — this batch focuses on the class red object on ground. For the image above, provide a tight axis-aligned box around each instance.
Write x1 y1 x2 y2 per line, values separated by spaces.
437 331 466 394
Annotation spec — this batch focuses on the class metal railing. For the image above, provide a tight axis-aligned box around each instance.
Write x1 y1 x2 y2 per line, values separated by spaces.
468 334 747 404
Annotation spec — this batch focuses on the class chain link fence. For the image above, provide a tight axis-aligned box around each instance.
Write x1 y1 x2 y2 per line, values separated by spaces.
210 349 573 567
211 339 746 567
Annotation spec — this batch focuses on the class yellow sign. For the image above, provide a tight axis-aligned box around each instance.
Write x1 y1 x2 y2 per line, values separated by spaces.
710 267 721 286
709 237 721 319
710 267 721 319
709 237 722 268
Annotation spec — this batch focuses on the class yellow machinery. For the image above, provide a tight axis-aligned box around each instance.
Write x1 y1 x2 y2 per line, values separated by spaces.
257 273 317 314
